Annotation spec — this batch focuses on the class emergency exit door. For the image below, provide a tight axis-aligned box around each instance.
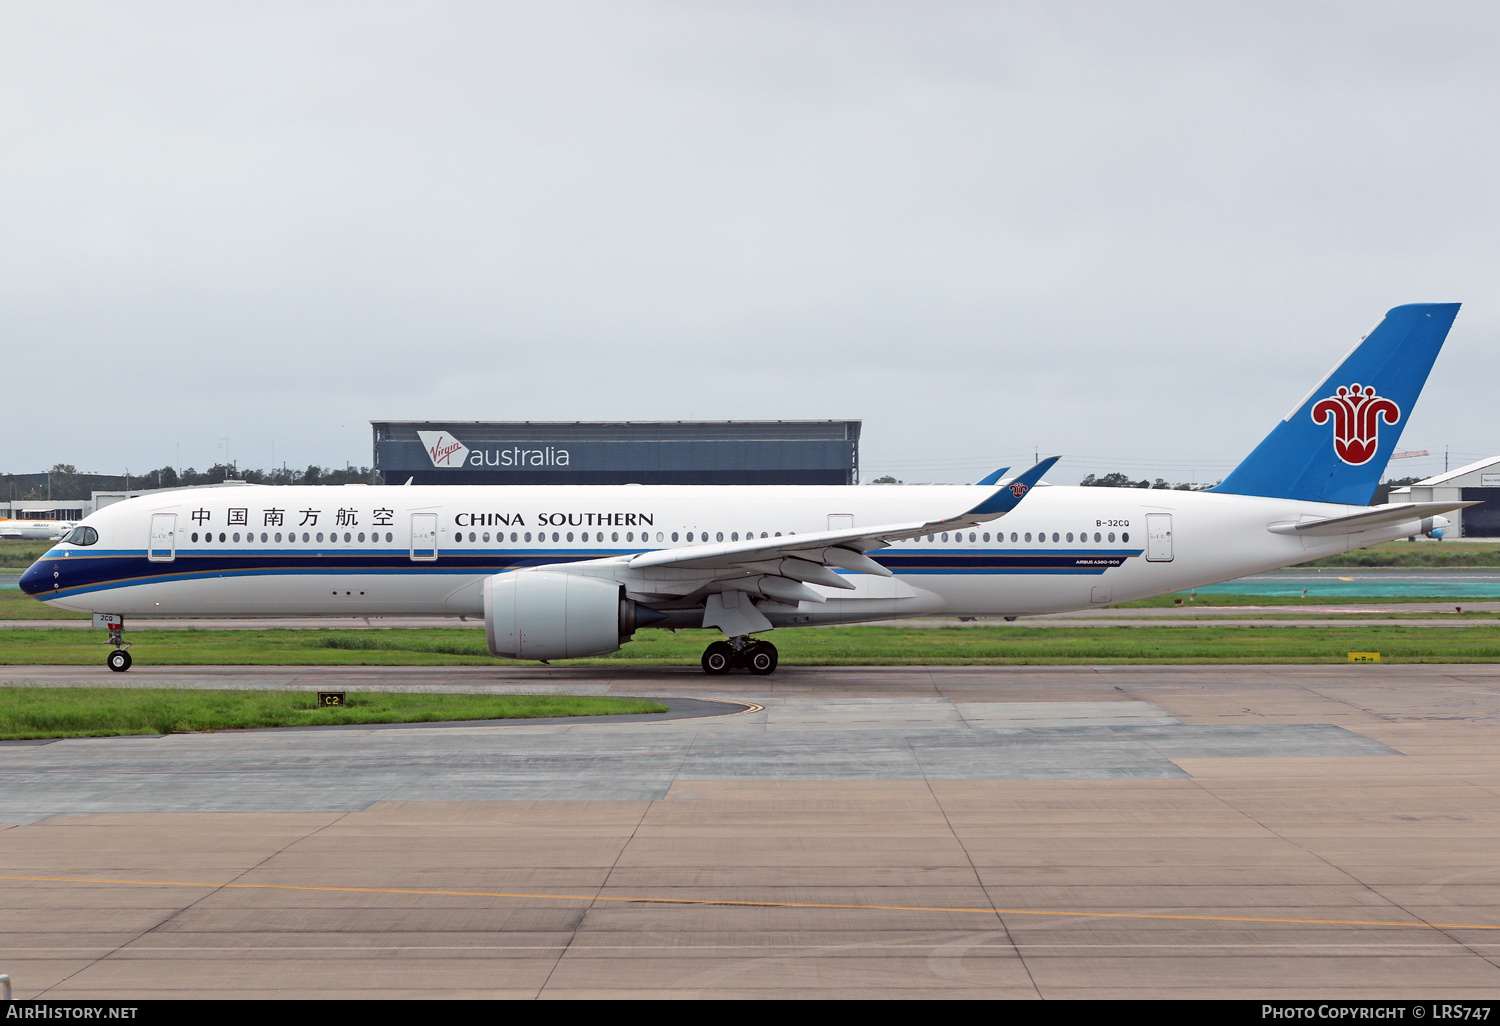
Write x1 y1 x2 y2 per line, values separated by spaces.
1145 513 1174 562
410 513 438 561
148 514 176 562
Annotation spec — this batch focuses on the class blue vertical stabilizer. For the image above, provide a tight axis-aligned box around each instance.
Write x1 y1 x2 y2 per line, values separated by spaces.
1211 303 1459 505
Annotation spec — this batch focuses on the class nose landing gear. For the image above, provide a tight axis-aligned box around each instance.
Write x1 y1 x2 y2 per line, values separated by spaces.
99 615 132 672
700 636 778 675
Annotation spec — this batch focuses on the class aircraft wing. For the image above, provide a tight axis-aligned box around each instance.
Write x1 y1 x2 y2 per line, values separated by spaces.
516 457 1058 633
606 456 1059 599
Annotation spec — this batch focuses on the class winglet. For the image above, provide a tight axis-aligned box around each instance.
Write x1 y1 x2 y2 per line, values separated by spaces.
974 465 1011 486
964 456 1059 516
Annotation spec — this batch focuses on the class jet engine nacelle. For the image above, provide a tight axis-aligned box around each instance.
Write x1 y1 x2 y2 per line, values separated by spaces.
483 570 664 661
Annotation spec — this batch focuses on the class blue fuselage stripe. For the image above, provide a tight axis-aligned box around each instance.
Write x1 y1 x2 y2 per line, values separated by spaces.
23 547 1144 600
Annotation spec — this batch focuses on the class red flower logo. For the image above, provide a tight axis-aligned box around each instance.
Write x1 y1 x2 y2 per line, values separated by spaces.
1311 384 1400 466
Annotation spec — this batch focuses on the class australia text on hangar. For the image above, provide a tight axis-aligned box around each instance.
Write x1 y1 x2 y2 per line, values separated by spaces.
418 431 570 469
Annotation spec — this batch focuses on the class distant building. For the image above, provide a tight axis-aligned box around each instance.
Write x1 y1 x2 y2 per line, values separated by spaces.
0 481 254 522
0 505 87 522
1389 457 1500 537
372 420 862 486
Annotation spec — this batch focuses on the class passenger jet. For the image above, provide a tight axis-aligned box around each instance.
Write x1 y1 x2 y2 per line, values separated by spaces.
20 303 1469 674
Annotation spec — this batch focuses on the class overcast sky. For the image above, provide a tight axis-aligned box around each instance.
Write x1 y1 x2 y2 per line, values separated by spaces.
2 1 1495 485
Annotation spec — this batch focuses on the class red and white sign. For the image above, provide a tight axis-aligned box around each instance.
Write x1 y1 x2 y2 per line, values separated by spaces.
1311 383 1400 466
416 431 470 469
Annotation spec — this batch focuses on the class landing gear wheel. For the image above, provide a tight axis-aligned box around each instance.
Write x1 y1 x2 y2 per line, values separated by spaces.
107 649 132 672
746 640 778 676
701 641 733 675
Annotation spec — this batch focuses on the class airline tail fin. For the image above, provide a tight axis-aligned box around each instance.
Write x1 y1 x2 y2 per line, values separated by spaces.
1211 303 1459 505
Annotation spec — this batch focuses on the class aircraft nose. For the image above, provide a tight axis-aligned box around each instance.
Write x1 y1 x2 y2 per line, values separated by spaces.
18 557 54 596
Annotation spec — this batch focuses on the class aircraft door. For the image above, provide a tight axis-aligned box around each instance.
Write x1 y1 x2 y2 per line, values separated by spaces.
148 514 177 563
410 513 439 561
1145 513 1174 562
828 514 854 531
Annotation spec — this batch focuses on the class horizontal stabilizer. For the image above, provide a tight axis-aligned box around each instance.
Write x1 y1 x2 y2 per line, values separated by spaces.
1267 501 1475 537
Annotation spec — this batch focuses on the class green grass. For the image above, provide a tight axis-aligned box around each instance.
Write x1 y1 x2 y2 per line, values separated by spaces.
2 624 1499 667
0 539 53 569
0 586 87 619
1114 593 1498 608
0 687 668 740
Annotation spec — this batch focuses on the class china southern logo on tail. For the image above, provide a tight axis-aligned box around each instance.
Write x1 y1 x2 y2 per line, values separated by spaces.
417 431 469 469
1311 384 1401 466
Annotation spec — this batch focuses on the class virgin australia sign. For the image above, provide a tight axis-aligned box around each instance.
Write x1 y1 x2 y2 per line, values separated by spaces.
417 431 570 469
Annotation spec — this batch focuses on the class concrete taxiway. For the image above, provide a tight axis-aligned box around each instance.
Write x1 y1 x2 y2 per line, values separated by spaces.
4 662 1500 998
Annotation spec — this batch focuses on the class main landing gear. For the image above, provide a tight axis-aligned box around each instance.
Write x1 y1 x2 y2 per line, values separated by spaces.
701 636 778 676
104 617 132 672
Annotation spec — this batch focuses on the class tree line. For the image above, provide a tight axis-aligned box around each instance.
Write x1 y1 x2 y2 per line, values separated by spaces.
871 471 1423 506
2 463 376 502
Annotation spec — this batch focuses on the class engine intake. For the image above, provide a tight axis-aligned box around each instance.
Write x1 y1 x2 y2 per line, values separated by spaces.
484 571 665 661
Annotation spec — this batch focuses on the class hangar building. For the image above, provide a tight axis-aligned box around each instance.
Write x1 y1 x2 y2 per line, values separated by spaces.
372 420 861 487
1389 456 1500 537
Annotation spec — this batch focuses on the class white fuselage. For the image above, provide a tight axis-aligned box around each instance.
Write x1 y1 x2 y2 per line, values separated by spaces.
22 483 1421 625
1 520 76 541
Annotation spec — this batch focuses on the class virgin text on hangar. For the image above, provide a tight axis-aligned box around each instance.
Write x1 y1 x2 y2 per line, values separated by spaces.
372 420 861 486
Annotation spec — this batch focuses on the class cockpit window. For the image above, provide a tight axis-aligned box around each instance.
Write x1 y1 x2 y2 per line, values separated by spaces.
64 526 99 546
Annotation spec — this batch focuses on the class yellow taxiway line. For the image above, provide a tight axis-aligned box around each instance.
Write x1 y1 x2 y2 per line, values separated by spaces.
2 874 1494 932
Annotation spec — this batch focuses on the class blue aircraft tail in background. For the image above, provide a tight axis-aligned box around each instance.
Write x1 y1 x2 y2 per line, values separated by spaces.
1211 303 1460 506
